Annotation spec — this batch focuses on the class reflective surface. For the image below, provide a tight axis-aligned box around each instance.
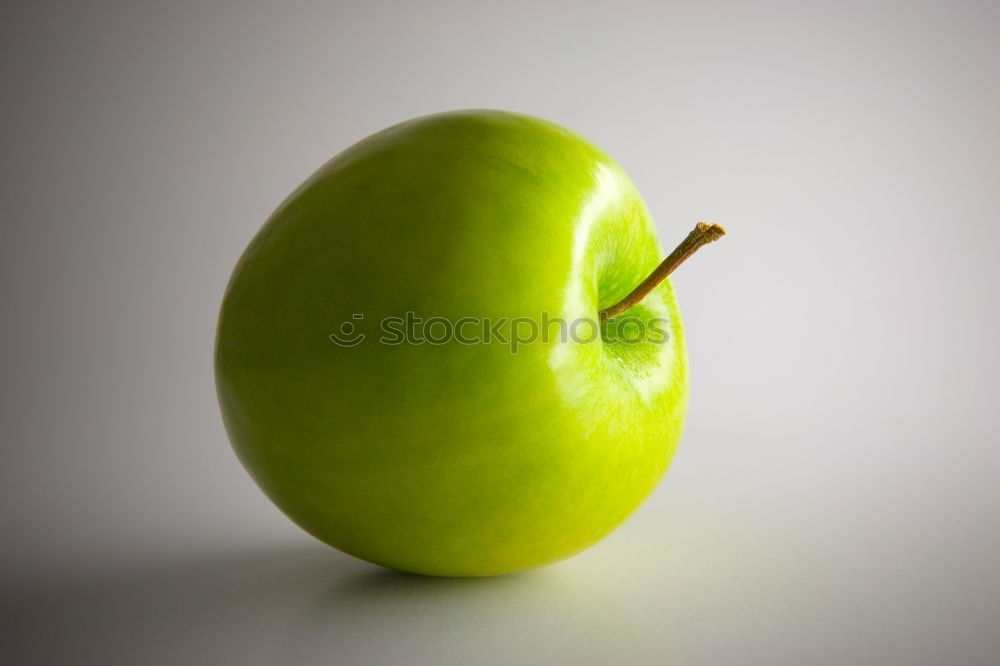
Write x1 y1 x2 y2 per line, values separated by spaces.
6 481 999 665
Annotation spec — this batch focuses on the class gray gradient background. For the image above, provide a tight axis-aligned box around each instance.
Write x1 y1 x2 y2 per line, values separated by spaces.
2 0 999 664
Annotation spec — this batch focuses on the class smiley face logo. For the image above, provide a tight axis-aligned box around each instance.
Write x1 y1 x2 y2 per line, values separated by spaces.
329 314 366 347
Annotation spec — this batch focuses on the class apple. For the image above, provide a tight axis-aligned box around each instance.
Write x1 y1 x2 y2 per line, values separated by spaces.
215 109 723 576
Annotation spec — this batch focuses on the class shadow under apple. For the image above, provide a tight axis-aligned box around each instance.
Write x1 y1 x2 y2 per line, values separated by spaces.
1 538 662 666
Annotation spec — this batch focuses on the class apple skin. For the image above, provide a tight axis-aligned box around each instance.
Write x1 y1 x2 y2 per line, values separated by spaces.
215 109 688 576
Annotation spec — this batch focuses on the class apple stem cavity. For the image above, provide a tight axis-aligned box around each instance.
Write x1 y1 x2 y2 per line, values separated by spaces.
599 222 726 322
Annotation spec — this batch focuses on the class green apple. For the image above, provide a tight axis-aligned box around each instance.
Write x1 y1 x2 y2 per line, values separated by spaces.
215 109 722 576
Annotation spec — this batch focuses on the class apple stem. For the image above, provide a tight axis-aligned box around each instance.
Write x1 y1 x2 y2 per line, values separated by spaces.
599 222 726 321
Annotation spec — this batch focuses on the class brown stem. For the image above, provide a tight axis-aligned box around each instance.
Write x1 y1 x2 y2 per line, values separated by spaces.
599 222 726 321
